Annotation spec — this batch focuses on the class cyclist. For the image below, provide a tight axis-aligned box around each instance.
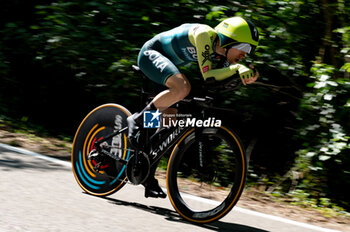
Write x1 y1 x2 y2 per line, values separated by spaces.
128 16 260 198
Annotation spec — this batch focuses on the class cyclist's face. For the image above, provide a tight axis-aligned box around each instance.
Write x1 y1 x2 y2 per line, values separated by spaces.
227 48 246 64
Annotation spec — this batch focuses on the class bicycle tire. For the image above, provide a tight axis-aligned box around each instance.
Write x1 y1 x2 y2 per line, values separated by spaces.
166 126 247 223
71 104 131 196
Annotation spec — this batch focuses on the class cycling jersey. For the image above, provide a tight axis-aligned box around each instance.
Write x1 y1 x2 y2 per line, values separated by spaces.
138 24 240 86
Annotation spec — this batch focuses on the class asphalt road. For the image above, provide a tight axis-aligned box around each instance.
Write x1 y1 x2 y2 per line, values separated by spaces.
0 144 341 232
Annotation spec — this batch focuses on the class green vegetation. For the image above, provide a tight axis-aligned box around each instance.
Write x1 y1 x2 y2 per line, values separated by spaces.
0 0 349 212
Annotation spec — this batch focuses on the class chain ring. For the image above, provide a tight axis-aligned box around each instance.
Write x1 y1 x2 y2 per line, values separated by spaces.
126 152 150 185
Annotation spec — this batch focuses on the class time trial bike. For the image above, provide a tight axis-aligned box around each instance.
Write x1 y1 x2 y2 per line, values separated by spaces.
71 65 247 224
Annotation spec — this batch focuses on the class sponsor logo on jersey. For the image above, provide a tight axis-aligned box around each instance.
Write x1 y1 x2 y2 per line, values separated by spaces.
201 44 210 65
186 47 197 59
144 50 169 73
181 46 197 60
202 65 209 73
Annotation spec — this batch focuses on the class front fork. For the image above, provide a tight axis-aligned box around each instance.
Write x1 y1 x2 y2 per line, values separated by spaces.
195 110 216 182
195 127 205 169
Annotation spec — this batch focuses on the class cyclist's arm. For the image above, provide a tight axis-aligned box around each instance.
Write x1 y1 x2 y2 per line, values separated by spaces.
192 25 240 81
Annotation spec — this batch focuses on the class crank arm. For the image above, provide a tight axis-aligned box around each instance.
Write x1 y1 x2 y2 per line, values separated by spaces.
99 148 128 165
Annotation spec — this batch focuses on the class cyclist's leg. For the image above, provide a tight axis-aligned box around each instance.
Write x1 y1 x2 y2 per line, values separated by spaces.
153 73 191 111
128 46 191 198
127 48 169 146
141 75 190 198
143 159 166 198
128 48 190 138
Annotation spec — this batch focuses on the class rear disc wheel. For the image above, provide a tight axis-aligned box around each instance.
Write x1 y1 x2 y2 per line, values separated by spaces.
71 104 132 196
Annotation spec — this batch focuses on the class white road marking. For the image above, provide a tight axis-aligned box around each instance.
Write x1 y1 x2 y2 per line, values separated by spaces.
0 142 341 232
0 142 71 168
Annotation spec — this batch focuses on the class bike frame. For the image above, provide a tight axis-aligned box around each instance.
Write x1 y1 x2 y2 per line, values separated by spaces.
93 104 202 168
148 125 192 166
92 65 237 170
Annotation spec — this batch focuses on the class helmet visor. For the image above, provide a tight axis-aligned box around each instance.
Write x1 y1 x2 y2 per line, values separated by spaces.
230 43 256 54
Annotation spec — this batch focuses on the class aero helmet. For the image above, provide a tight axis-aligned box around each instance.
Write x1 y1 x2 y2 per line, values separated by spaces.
215 16 259 54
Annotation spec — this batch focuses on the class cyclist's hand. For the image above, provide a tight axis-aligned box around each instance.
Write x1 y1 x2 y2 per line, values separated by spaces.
238 64 259 86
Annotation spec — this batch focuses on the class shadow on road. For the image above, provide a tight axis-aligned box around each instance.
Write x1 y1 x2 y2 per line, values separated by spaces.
104 196 268 232
0 148 69 171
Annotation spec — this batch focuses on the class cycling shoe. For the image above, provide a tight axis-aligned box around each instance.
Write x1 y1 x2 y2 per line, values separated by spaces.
144 178 167 199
